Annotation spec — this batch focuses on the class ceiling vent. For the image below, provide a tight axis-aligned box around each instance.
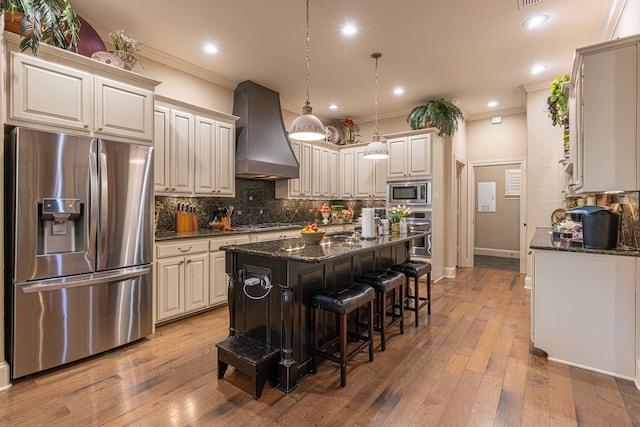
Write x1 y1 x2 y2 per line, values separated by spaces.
517 0 541 9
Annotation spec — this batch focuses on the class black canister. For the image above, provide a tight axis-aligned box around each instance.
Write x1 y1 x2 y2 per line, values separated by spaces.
582 208 619 249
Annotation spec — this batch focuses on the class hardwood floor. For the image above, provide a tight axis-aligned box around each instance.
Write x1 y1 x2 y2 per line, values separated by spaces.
2 265 640 426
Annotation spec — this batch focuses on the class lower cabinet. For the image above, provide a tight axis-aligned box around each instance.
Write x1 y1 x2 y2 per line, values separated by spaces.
156 240 210 322
209 235 251 306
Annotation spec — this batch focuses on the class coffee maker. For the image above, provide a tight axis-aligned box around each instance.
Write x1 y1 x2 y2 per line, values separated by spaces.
570 206 619 249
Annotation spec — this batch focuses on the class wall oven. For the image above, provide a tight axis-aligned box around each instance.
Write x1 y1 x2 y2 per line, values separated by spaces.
387 180 431 208
404 210 432 258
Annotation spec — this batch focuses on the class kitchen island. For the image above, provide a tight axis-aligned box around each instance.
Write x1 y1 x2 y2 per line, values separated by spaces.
220 231 425 392
530 227 639 385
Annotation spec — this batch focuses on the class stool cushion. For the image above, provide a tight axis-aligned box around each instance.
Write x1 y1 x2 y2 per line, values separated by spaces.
312 283 374 315
354 270 404 292
391 260 432 278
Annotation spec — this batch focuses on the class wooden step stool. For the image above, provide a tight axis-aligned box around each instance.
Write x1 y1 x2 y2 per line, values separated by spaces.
216 335 280 399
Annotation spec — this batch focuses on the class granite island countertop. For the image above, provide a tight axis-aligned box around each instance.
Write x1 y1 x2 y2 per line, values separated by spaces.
529 227 640 257
221 232 426 263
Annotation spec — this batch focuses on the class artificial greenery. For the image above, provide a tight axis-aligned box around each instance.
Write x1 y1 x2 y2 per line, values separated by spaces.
406 98 464 137
547 74 570 127
1 0 81 55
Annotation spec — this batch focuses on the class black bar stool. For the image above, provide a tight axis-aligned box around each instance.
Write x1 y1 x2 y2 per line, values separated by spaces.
311 283 375 387
354 269 404 351
391 260 432 326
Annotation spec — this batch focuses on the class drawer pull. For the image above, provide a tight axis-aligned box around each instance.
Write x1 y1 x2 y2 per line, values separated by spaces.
178 246 192 253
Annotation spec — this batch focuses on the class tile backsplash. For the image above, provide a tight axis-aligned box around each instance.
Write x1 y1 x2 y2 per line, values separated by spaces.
155 178 385 233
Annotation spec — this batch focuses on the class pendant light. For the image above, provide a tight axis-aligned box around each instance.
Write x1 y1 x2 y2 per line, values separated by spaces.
364 52 389 159
289 0 325 141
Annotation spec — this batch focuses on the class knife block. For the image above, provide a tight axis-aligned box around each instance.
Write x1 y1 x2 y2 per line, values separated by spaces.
176 212 193 233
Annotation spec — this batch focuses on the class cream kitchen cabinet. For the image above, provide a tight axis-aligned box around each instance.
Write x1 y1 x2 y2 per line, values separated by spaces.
8 46 155 142
155 98 238 196
155 240 210 322
194 118 235 196
276 141 338 199
353 146 387 198
340 148 356 198
209 235 250 306
252 229 301 242
570 34 640 193
386 132 432 179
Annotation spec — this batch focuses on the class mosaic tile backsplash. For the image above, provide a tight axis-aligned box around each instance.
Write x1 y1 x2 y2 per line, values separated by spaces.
155 178 385 233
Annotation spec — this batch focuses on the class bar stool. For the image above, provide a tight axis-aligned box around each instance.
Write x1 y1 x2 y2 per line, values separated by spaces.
311 283 375 387
391 260 432 326
354 269 404 351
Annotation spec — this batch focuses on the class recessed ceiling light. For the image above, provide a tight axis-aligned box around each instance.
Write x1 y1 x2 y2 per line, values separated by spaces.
204 44 218 54
523 14 548 29
531 64 547 75
328 104 339 110
342 24 356 35
487 100 498 107
393 87 404 95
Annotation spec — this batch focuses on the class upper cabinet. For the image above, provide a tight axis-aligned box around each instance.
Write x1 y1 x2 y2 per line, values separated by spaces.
386 132 432 179
5 33 158 143
276 141 339 199
353 146 387 198
154 98 239 197
570 34 640 193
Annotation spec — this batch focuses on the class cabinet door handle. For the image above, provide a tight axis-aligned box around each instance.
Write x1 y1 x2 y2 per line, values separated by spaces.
98 126 104 131
178 246 192 253
83 123 89 129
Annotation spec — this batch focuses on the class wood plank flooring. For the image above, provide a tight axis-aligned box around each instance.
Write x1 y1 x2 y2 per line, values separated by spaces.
1 264 640 426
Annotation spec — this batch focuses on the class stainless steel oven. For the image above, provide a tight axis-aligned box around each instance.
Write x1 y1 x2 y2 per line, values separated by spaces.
404 210 432 257
386 180 431 208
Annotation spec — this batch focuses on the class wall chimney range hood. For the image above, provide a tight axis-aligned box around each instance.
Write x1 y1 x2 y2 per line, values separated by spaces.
233 80 300 180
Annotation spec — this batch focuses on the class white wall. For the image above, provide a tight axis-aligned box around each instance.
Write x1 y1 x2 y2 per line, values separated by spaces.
614 0 640 38
525 88 566 281
467 113 527 162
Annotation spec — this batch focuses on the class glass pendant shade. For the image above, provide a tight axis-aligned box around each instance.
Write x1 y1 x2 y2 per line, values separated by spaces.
289 0 325 142
364 134 389 159
364 52 389 159
289 102 325 141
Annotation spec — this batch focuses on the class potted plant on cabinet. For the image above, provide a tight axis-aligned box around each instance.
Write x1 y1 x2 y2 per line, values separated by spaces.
547 74 571 157
406 98 464 137
1 0 81 55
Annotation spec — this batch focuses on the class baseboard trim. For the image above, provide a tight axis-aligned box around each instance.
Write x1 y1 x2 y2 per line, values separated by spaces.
444 266 456 278
0 361 12 392
524 275 532 290
475 247 520 258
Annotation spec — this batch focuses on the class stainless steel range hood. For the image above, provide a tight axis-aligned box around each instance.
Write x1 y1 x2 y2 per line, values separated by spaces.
233 80 300 180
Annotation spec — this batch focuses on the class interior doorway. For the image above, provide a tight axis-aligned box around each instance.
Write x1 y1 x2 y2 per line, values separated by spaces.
468 159 526 273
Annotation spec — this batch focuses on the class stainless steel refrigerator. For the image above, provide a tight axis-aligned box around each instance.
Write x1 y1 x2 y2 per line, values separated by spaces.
4 127 154 378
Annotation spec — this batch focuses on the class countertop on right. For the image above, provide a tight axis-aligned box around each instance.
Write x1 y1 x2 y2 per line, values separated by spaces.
530 227 640 257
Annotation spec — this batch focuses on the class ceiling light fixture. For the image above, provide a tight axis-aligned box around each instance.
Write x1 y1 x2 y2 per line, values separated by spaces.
393 87 404 95
531 64 547 75
364 52 389 160
204 44 218 54
328 103 339 110
289 0 325 141
342 24 356 35
523 14 548 29
487 100 498 107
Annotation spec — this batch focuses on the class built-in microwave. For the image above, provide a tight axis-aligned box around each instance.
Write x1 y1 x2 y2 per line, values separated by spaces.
386 180 431 208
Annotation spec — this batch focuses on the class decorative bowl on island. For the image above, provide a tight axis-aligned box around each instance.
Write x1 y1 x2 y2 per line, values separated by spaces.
300 224 325 244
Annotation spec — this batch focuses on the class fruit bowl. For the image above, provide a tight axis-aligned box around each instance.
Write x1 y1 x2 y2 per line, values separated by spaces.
300 231 326 245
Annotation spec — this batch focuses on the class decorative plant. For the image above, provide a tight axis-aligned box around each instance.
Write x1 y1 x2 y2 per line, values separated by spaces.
389 204 411 223
110 29 140 55
547 74 570 127
406 98 464 137
1 0 81 55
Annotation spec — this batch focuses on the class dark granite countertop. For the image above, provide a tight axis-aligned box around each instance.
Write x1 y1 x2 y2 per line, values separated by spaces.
155 224 306 241
530 227 640 257
221 232 426 263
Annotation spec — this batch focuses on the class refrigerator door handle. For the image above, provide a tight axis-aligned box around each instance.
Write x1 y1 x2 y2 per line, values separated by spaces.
99 144 109 260
89 138 99 263
19 266 151 294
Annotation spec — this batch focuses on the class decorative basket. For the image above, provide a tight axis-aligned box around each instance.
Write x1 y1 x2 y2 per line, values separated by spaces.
109 50 137 71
